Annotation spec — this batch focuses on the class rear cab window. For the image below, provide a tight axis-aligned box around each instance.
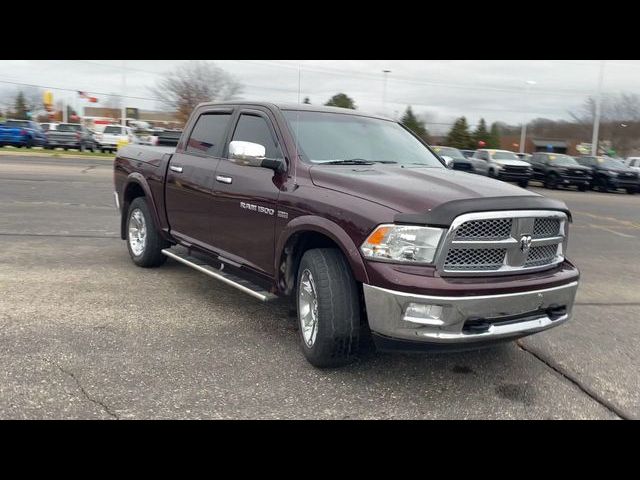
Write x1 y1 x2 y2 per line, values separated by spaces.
185 112 232 157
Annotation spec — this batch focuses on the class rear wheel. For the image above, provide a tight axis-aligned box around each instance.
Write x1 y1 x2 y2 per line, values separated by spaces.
126 197 169 268
296 248 361 368
626 187 637 195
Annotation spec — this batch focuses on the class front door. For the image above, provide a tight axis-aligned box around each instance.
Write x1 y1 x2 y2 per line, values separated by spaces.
165 108 233 249
210 109 286 276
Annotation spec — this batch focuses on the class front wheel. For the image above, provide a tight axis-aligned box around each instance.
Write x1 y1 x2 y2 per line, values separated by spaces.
126 197 169 267
626 187 637 195
296 248 361 368
578 184 588 192
544 174 558 189
518 179 529 188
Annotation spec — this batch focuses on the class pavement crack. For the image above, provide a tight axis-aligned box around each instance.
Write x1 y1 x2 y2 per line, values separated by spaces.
46 359 119 419
81 165 97 174
516 341 631 420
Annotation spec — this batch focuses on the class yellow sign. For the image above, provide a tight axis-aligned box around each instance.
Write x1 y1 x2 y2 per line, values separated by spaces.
116 138 129 150
43 90 53 105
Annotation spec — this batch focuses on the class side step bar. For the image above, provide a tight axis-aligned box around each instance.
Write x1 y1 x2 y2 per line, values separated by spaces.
161 247 278 302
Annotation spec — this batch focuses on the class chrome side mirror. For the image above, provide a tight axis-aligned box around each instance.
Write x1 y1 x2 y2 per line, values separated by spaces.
441 155 454 169
228 140 284 172
229 140 266 166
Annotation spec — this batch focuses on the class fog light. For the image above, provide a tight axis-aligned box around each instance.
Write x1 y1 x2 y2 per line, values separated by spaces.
403 303 444 326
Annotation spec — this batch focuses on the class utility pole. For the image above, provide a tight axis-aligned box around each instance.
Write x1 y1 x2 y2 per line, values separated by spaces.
519 80 536 154
121 60 127 127
591 60 606 156
382 69 391 116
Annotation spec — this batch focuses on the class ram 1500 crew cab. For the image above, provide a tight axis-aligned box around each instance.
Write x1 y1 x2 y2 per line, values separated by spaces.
113 102 580 368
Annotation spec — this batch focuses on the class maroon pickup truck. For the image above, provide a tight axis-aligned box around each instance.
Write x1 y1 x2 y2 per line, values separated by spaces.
113 102 580 368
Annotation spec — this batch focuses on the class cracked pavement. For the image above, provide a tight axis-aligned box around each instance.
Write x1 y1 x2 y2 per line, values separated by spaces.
0 155 638 419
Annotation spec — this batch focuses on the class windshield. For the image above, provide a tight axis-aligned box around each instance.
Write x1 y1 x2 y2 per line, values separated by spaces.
282 110 444 167
598 157 625 168
491 151 520 160
547 154 579 166
5 120 29 128
104 126 122 134
433 146 465 159
57 124 82 132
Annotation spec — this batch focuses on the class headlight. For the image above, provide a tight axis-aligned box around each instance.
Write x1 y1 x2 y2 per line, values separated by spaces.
360 224 444 264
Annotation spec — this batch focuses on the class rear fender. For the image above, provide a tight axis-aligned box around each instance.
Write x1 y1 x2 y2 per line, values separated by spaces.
120 173 163 240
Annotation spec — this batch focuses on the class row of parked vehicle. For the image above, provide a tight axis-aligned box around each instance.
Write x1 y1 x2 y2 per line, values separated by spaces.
433 146 640 194
0 119 182 153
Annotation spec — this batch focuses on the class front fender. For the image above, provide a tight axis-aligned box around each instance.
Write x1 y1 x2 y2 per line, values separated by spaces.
275 215 369 285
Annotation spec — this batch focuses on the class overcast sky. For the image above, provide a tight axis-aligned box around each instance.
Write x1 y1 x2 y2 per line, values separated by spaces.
1 60 639 134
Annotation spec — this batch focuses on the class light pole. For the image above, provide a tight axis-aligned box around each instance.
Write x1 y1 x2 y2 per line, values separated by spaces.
591 60 606 156
121 59 127 127
382 69 391 116
519 80 536 154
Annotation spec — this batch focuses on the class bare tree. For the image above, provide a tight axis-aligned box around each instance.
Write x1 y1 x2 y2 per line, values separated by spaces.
151 61 243 123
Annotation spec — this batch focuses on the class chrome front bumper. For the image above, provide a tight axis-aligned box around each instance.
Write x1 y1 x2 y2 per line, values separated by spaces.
363 281 579 344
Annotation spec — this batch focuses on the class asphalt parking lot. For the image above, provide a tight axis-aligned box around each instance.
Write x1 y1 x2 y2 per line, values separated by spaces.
1 154 638 419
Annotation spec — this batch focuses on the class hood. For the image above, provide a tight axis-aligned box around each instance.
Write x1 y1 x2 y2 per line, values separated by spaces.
309 164 536 214
493 159 531 167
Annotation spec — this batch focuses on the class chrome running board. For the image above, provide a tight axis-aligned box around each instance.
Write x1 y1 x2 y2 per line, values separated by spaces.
161 247 278 302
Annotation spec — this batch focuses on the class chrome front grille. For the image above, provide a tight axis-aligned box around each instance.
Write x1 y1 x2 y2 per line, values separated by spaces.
436 210 568 276
533 218 560 238
454 219 512 240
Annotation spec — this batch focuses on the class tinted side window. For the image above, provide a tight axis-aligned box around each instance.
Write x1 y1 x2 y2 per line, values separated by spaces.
186 113 231 156
231 114 282 159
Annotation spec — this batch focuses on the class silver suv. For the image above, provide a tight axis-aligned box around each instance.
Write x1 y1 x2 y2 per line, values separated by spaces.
471 149 533 188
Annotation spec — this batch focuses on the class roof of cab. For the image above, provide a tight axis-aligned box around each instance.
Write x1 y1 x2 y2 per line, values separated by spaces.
194 101 395 121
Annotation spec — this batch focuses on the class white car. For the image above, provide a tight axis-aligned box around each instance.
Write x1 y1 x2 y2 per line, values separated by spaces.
625 157 640 172
471 149 534 188
96 125 137 153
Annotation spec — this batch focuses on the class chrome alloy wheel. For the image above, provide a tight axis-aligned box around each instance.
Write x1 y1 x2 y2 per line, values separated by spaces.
299 269 319 347
128 208 147 256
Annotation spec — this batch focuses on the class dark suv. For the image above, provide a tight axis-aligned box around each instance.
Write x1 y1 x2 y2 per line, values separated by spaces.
432 146 474 172
575 156 639 194
529 152 592 191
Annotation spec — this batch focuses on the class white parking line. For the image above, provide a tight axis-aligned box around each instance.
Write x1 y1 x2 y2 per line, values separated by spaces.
589 223 637 238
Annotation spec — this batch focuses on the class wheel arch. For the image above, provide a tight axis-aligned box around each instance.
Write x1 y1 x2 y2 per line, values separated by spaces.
275 216 370 296
120 173 162 240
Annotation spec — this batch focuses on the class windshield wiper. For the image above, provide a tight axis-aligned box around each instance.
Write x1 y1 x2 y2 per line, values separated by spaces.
314 158 397 165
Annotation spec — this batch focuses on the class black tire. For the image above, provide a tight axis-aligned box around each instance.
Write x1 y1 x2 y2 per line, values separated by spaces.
63 147 68 151
626 187 636 195
296 248 361 368
578 184 587 192
79 144 85 152
544 174 558 189
518 179 529 188
125 197 169 268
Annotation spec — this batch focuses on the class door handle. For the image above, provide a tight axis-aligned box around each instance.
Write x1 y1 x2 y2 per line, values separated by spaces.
216 175 233 184
170 165 183 173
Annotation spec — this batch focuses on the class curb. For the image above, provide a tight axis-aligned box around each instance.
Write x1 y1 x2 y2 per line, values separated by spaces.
0 151 115 161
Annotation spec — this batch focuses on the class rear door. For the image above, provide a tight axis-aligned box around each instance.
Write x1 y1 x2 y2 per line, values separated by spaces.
209 108 286 276
165 107 234 249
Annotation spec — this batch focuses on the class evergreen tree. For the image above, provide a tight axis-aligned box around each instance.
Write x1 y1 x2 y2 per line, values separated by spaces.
13 91 29 120
488 122 501 149
400 106 430 142
324 93 356 109
445 117 473 149
303 97 311 104
473 118 490 147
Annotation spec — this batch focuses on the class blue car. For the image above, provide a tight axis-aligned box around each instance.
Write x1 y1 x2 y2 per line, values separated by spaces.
0 119 47 148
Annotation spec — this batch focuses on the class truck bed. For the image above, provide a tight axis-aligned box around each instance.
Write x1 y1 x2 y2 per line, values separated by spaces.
117 144 176 164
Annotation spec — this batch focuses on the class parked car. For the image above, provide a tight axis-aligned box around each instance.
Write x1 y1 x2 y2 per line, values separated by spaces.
431 146 474 172
0 119 47 148
528 152 592 191
39 122 58 132
624 157 640 173
44 123 98 152
460 149 476 158
575 155 639 194
97 125 137 153
114 101 579 368
471 149 533 187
